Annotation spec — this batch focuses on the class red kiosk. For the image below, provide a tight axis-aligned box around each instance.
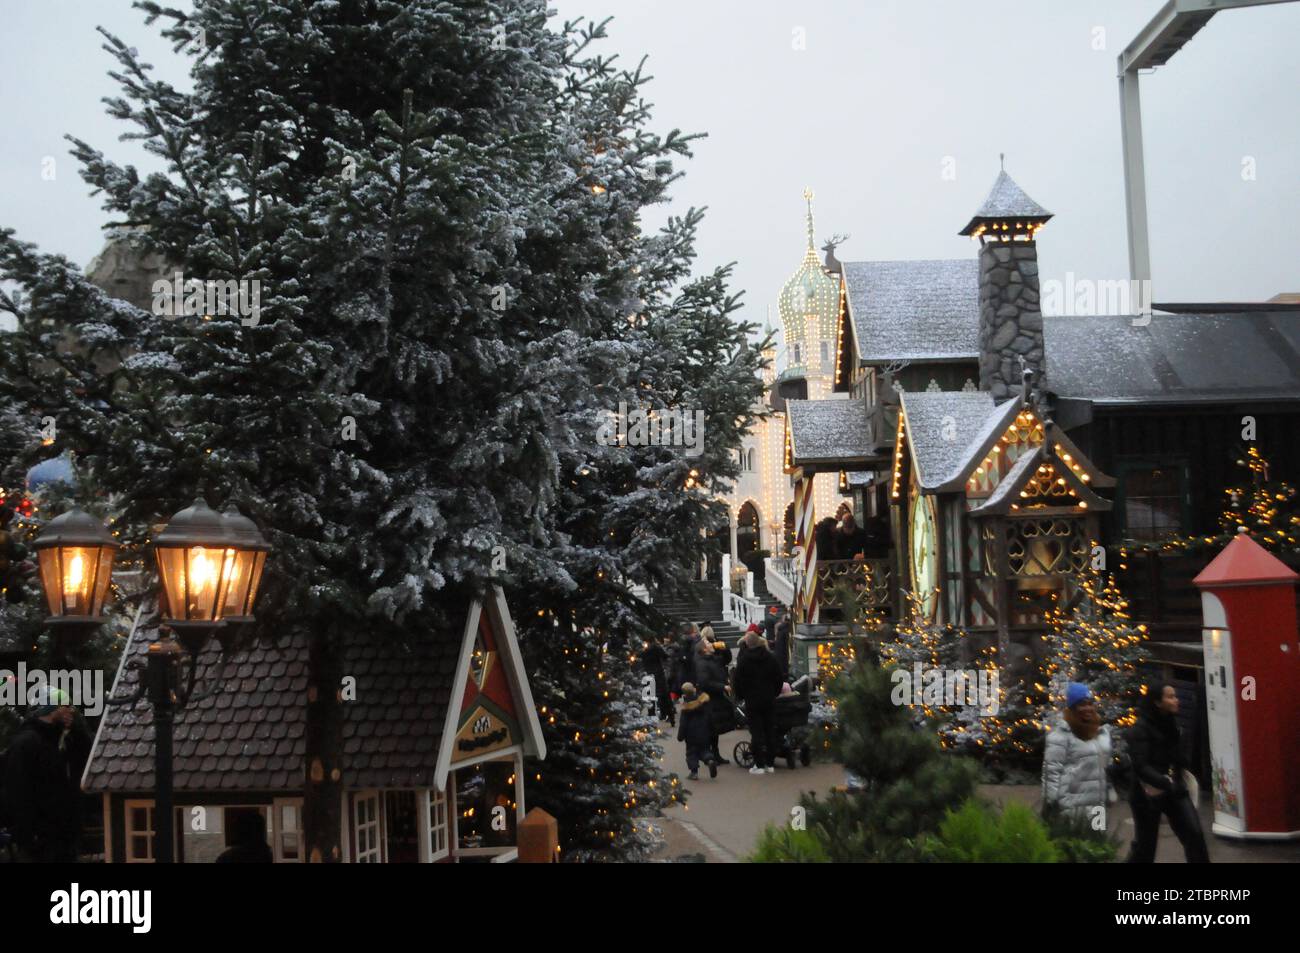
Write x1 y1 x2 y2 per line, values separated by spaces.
1193 532 1300 839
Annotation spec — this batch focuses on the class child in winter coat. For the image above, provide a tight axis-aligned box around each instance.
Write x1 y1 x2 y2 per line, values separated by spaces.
1042 682 1115 831
677 682 718 780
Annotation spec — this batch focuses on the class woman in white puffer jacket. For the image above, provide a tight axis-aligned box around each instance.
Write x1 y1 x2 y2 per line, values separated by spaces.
1042 682 1115 829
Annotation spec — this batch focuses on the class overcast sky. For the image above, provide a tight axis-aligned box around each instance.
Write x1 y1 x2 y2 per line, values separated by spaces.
2 1 1297 344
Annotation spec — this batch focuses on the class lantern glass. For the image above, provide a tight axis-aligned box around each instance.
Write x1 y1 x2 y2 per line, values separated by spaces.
157 543 233 623
37 543 115 619
217 547 256 619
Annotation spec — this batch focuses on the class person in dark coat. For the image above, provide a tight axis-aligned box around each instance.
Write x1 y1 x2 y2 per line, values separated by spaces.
834 513 869 560
735 629 784 773
1125 683 1210 863
2 686 90 863
814 517 838 561
676 683 717 780
641 635 674 726
669 623 700 697
773 611 792 678
216 810 273 863
693 639 733 765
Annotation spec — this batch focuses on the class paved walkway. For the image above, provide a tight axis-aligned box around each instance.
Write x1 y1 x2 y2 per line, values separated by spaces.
650 724 1300 863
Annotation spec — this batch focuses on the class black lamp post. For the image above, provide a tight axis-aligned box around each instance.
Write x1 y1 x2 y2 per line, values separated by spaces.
32 498 269 864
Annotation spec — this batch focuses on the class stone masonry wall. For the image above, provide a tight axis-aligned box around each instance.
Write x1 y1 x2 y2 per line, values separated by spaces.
978 241 1043 401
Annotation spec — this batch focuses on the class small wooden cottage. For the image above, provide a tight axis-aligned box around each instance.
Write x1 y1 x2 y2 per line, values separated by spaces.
82 585 546 863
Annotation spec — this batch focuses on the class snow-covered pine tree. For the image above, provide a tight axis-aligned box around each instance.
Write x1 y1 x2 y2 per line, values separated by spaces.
509 21 769 858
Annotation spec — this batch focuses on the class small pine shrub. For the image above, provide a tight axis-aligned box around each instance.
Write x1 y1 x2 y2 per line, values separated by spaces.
922 799 1060 863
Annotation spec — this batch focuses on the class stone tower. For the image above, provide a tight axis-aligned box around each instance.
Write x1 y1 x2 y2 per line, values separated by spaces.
959 169 1053 402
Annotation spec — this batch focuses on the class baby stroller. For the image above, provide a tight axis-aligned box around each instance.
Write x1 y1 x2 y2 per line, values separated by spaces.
732 680 813 770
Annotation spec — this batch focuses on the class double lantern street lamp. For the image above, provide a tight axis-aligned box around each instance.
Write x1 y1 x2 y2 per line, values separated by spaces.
32 498 270 864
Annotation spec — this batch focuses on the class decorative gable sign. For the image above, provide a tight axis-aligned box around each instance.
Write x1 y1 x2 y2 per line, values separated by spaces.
435 585 546 789
452 612 521 761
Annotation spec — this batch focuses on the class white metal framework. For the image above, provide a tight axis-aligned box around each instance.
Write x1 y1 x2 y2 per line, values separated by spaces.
1118 0 1297 289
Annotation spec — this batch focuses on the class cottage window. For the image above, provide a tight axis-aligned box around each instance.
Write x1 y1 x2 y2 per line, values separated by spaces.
453 760 519 859
273 798 303 862
427 787 450 861
352 791 383 863
125 800 156 863
1122 465 1184 541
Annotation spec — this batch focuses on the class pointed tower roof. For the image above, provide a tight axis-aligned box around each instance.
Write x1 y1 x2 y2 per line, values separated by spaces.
959 165 1053 238
778 187 840 370
1194 532 1300 588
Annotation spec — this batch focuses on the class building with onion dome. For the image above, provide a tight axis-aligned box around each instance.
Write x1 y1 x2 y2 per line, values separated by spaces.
716 190 849 572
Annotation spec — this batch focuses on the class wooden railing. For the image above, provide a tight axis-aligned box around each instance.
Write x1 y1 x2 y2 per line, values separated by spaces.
813 558 893 621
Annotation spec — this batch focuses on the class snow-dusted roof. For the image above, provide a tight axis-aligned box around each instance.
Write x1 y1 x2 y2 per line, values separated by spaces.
958 171 1053 235
842 259 979 363
1044 312 1300 405
787 398 872 464
899 390 1000 490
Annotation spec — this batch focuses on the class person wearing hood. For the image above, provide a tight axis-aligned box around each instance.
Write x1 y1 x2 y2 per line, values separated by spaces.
676 682 717 781
2 685 91 863
735 626 784 774
1042 682 1114 829
693 638 732 765
1125 683 1210 863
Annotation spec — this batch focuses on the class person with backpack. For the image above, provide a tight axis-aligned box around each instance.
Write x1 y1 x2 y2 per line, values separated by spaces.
2 685 91 863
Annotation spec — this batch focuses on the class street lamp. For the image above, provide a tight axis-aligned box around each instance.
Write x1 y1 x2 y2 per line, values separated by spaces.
31 508 119 656
32 497 270 864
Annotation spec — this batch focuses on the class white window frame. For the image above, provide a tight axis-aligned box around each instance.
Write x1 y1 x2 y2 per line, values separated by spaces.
352 790 383 863
419 787 450 862
450 751 524 861
272 797 304 863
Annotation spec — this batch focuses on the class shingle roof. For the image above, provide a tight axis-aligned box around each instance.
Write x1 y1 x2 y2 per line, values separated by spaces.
787 398 873 464
958 171 1053 235
84 607 462 793
842 259 979 362
1044 312 1300 405
899 390 1001 490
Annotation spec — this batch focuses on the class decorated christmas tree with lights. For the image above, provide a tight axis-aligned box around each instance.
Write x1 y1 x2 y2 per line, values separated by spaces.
1217 446 1300 556
1041 564 1149 730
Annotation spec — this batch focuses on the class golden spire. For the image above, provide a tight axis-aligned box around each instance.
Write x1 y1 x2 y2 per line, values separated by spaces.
803 186 815 250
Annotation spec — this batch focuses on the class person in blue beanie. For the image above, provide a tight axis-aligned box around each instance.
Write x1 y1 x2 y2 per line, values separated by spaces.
1042 681 1115 831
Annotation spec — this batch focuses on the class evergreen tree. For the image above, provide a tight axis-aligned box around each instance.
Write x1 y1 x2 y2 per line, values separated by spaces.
1218 445 1300 556
1041 565 1149 731
794 661 978 862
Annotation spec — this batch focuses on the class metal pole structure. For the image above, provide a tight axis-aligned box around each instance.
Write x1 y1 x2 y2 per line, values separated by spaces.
1117 68 1151 290
1117 0 1299 290
146 637 182 863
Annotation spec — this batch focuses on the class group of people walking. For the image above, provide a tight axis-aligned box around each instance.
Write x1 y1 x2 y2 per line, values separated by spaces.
641 616 793 781
1042 680 1210 863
